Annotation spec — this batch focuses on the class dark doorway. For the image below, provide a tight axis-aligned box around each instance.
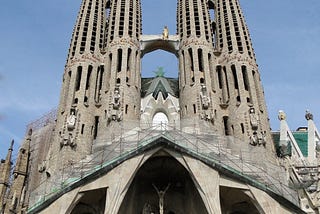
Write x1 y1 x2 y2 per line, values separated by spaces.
118 153 208 214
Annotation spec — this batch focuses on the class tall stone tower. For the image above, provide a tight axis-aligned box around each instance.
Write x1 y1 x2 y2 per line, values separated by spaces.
4 131 31 214
178 0 271 148
49 0 142 171
0 140 14 212
213 0 271 144
6 0 312 213
47 0 273 173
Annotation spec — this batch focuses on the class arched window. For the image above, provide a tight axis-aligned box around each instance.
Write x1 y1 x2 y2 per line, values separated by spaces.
152 112 169 129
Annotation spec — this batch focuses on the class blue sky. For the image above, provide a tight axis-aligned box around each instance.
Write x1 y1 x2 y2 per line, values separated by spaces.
0 0 319 158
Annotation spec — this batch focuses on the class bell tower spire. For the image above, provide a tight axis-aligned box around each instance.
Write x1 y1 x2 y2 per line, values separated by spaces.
4 130 32 214
177 0 217 132
176 0 273 154
49 0 143 171
0 140 14 212
213 0 272 149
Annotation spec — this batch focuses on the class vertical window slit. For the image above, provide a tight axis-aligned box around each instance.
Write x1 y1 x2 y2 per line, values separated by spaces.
99 65 104 91
198 49 203 72
81 124 85 134
117 49 122 72
75 66 82 91
217 66 222 89
127 48 132 71
231 65 238 89
188 48 194 71
86 65 93 90
242 65 249 91
223 66 230 98
223 116 229 136
125 104 128 114
94 116 99 139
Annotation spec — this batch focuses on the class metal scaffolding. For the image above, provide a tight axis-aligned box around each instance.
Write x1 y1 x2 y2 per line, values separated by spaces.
27 122 300 213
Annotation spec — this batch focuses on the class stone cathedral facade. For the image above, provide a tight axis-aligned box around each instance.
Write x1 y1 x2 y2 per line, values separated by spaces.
1 0 319 213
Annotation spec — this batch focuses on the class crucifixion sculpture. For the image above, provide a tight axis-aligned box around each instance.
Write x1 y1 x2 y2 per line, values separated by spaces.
152 183 170 214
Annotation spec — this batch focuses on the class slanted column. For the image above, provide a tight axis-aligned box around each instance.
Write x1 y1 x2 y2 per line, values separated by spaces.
306 110 320 163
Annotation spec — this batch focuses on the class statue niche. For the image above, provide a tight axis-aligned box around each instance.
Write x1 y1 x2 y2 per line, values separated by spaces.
249 131 266 147
199 84 214 123
107 87 123 122
67 111 76 131
249 107 258 131
60 108 78 149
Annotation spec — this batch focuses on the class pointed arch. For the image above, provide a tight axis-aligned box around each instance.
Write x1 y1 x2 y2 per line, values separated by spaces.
118 151 209 213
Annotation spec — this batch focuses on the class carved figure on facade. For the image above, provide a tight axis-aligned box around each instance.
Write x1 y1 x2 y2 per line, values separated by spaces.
249 131 259 146
249 107 258 131
153 183 170 214
249 131 266 147
142 203 155 214
162 26 169 40
60 109 78 149
67 111 76 131
108 87 123 122
279 140 291 157
200 84 210 110
200 110 214 124
259 131 267 147
199 85 214 123
60 133 76 149
112 88 121 109
108 110 123 122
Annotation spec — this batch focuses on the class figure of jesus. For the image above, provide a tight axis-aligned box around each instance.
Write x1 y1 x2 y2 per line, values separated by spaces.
152 183 170 214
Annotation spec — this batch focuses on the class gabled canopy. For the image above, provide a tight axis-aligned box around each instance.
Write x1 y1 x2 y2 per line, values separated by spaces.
141 77 179 99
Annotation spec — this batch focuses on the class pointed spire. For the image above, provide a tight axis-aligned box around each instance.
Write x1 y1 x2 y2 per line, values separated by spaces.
1 139 14 181
4 131 32 213
0 140 14 211
9 139 14 150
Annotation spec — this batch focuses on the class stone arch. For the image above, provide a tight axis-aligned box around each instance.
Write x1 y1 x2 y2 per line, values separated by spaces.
141 94 180 129
140 35 180 57
220 186 262 214
152 111 169 126
118 152 208 214
71 203 97 214
70 188 106 214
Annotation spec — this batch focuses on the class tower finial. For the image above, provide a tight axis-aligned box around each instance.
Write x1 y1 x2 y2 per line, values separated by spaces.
278 110 286 121
305 110 313 121
9 139 14 150
154 67 165 77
